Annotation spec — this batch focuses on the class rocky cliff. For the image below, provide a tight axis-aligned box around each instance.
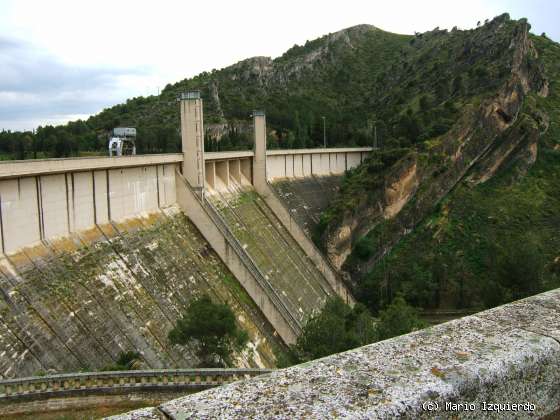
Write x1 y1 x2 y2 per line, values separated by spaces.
321 15 559 312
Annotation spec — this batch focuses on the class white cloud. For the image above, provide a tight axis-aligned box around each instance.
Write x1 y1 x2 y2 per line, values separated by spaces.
0 35 156 130
0 0 557 130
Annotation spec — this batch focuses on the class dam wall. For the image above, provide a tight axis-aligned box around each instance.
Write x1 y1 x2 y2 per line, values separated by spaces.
175 172 300 345
0 207 281 379
265 147 370 180
0 148 368 359
174 98 364 344
0 154 181 255
252 113 354 303
0 147 369 257
207 186 332 329
271 176 343 237
0 94 372 381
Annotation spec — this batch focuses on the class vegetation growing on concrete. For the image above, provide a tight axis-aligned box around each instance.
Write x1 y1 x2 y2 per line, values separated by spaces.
101 351 142 371
0 209 281 378
209 188 332 326
168 295 248 368
271 176 343 242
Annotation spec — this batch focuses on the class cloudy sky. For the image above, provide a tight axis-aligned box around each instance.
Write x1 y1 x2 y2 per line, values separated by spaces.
1 0 558 131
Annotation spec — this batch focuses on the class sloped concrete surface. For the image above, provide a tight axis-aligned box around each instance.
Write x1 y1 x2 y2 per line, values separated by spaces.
0 206 281 379
271 176 342 237
207 188 333 327
112 289 560 419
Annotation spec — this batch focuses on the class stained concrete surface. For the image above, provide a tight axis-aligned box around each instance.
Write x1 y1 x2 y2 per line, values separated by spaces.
271 175 343 237
208 187 333 327
0 206 281 379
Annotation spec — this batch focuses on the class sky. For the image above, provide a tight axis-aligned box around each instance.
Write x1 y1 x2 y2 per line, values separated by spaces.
0 0 558 131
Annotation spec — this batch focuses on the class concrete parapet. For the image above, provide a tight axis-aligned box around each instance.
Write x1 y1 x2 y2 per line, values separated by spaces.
0 369 271 417
0 368 272 399
114 288 560 419
0 154 183 179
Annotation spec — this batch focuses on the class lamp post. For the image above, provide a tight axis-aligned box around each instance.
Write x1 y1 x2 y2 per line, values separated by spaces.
321 116 326 148
368 119 379 149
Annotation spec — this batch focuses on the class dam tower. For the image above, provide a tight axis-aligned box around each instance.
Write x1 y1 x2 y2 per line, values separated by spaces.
252 110 267 190
180 91 205 193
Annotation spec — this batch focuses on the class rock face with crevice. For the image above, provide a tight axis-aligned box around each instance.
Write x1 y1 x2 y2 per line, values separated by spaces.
111 288 560 419
0 207 281 379
324 15 550 280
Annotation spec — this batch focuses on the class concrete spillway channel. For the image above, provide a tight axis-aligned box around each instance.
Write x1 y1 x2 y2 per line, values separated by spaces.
206 184 334 328
271 175 343 237
0 207 281 379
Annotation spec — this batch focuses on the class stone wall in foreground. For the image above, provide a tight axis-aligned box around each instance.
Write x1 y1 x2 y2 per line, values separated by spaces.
112 288 560 419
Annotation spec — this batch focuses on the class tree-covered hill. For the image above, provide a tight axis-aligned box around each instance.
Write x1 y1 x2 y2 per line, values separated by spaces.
4 15 546 162
2 24 414 158
319 15 560 315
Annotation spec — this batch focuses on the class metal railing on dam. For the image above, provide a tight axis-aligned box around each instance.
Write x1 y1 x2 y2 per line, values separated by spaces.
264 180 352 302
0 368 272 400
203 197 303 334
176 171 303 337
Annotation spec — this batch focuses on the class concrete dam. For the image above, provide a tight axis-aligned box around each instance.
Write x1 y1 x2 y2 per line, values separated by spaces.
0 92 370 380
2 93 559 418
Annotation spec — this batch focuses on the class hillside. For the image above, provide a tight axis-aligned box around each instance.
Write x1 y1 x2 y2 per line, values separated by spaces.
319 15 560 314
4 16 541 160
89 24 411 151
0 24 412 158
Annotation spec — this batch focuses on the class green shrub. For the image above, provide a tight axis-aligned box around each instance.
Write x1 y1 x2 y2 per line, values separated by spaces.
169 294 248 367
289 297 377 364
102 351 142 371
376 296 427 340
354 236 375 261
